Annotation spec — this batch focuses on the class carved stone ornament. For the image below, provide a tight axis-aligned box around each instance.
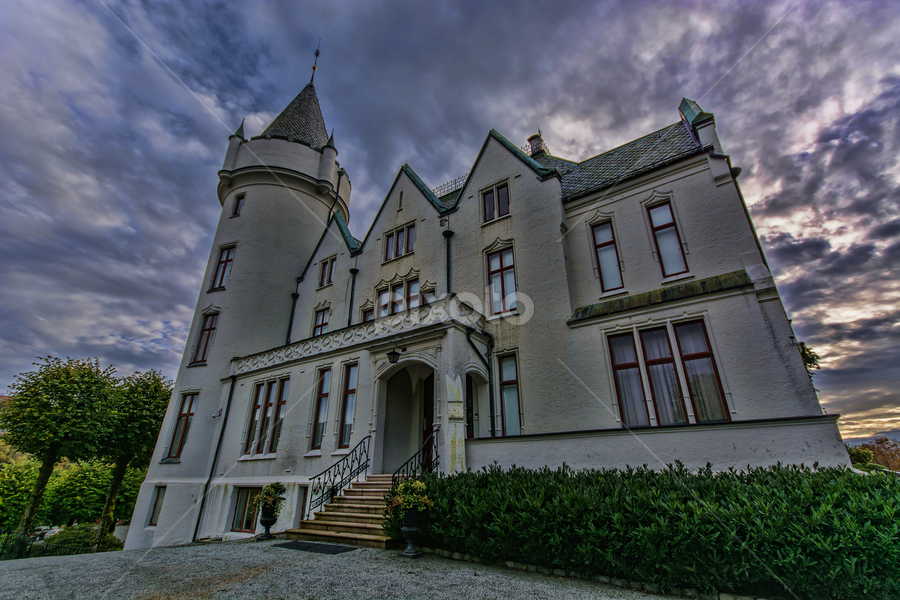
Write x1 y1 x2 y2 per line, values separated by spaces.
233 296 485 375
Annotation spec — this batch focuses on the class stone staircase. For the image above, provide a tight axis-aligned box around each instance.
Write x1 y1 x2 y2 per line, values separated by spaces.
284 474 401 549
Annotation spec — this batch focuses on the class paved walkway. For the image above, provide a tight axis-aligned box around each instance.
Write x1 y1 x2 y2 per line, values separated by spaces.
0 539 665 600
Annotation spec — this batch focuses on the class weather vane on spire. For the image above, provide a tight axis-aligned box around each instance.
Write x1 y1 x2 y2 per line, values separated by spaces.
310 38 321 84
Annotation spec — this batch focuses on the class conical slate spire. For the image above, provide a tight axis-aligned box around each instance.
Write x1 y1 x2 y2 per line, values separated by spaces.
233 118 245 138
260 83 329 149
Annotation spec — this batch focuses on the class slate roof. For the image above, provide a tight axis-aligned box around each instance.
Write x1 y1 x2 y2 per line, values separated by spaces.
259 83 329 149
533 121 702 202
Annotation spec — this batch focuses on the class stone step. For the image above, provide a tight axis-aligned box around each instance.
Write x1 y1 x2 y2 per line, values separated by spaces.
284 528 401 550
343 488 388 497
323 502 383 515
298 520 384 536
350 481 392 491
331 495 383 506
314 511 383 525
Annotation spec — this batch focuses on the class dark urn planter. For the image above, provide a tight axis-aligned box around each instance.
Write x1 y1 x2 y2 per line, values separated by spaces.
399 503 425 558
257 505 278 541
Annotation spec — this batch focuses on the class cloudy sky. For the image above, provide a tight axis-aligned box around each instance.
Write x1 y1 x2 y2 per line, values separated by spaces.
1 0 898 441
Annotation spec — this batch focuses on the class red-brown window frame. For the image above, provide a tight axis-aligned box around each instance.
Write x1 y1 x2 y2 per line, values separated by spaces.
406 279 419 309
211 247 235 290
311 368 331 450
638 327 688 425
338 363 358 449
498 354 521 436
608 333 651 428
318 257 336 287
255 380 277 454
384 232 394 261
592 222 624 293
673 320 731 422
362 308 374 322
383 224 416 262
390 283 404 314
313 308 329 336
231 487 260 533
648 202 688 277
377 289 390 317
482 182 510 223
487 248 517 315
148 486 166 526
191 313 218 364
406 224 416 253
232 194 245 217
167 393 198 458
243 384 263 455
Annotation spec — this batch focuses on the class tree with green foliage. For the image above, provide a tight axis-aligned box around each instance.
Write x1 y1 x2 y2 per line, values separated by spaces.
845 443 874 468
0 357 116 534
94 370 171 544
797 341 821 390
0 459 43 529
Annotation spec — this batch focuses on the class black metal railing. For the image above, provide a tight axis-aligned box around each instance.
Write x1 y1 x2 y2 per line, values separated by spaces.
392 430 440 489
305 435 371 520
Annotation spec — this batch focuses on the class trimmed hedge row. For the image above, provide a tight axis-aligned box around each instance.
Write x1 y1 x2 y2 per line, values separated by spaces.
385 463 899 600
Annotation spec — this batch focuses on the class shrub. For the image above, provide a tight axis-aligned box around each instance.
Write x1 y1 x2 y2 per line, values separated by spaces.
44 523 122 552
846 444 874 468
408 463 899 600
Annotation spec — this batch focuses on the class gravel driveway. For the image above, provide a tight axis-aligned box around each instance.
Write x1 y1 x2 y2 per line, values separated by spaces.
0 539 665 600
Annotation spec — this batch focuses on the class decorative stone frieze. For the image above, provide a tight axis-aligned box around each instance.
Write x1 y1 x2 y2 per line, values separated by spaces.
231 296 484 375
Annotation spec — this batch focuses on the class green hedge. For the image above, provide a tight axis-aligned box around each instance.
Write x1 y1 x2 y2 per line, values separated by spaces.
386 463 899 600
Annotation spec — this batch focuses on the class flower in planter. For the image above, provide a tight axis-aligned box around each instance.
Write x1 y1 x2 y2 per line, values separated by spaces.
388 480 433 516
250 482 287 517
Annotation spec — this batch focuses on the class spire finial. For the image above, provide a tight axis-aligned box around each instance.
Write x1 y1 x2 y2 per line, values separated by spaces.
310 38 321 84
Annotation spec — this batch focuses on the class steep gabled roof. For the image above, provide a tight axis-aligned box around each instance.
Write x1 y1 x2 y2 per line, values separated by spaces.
258 83 329 149
534 121 703 202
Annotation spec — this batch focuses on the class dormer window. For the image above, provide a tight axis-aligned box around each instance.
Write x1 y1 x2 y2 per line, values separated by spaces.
384 223 416 262
318 257 336 288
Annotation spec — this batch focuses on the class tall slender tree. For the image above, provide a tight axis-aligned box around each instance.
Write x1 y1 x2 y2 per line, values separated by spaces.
0 357 116 534
95 370 172 544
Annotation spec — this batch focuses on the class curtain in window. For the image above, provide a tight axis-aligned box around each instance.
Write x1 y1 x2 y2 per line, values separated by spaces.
609 336 649 427
656 228 686 275
340 365 358 447
593 223 622 291
499 356 520 435
640 329 686 425
675 322 727 422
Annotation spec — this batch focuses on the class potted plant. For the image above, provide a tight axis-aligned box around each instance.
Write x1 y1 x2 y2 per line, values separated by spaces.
250 482 287 540
387 479 433 558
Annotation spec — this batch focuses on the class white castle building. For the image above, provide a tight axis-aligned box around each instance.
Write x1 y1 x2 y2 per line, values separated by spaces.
125 75 848 550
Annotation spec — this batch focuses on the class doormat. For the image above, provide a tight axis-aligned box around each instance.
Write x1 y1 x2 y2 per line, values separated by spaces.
273 541 358 554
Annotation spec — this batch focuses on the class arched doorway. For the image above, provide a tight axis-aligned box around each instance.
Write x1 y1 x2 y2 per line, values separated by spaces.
380 364 435 473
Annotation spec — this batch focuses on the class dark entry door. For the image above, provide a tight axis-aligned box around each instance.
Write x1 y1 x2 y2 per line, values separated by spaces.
422 373 434 466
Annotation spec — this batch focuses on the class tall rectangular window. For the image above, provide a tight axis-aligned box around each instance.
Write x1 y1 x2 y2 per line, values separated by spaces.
318 257 336 287
211 247 235 290
385 233 394 261
406 224 416 253
377 289 390 317
268 379 290 453
396 228 405 259
592 222 624 292
311 369 331 450
674 321 729 422
498 355 521 436
148 486 166 526
391 283 404 314
167 393 198 458
313 308 329 336
191 313 218 364
339 364 358 448
231 487 260 533
362 308 374 323
406 279 420 309
488 248 517 314
483 183 510 223
232 194 245 217
608 334 650 428
648 202 688 277
243 384 263 455
255 380 277 454
639 328 687 425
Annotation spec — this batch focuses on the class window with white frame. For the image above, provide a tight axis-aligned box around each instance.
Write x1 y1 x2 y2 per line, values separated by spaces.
648 202 688 277
384 223 416 262
488 248 517 314
498 354 521 436
482 182 510 223
318 256 336 287
242 377 290 456
591 221 623 292
608 319 728 428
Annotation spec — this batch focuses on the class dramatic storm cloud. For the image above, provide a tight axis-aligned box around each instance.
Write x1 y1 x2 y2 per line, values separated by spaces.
1 0 897 440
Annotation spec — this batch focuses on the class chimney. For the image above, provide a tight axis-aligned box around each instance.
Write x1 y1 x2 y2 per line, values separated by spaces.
528 133 544 157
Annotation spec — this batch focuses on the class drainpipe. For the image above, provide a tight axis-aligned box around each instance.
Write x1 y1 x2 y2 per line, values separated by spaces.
465 327 497 438
347 268 359 327
193 374 237 542
442 229 454 294
285 279 300 345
